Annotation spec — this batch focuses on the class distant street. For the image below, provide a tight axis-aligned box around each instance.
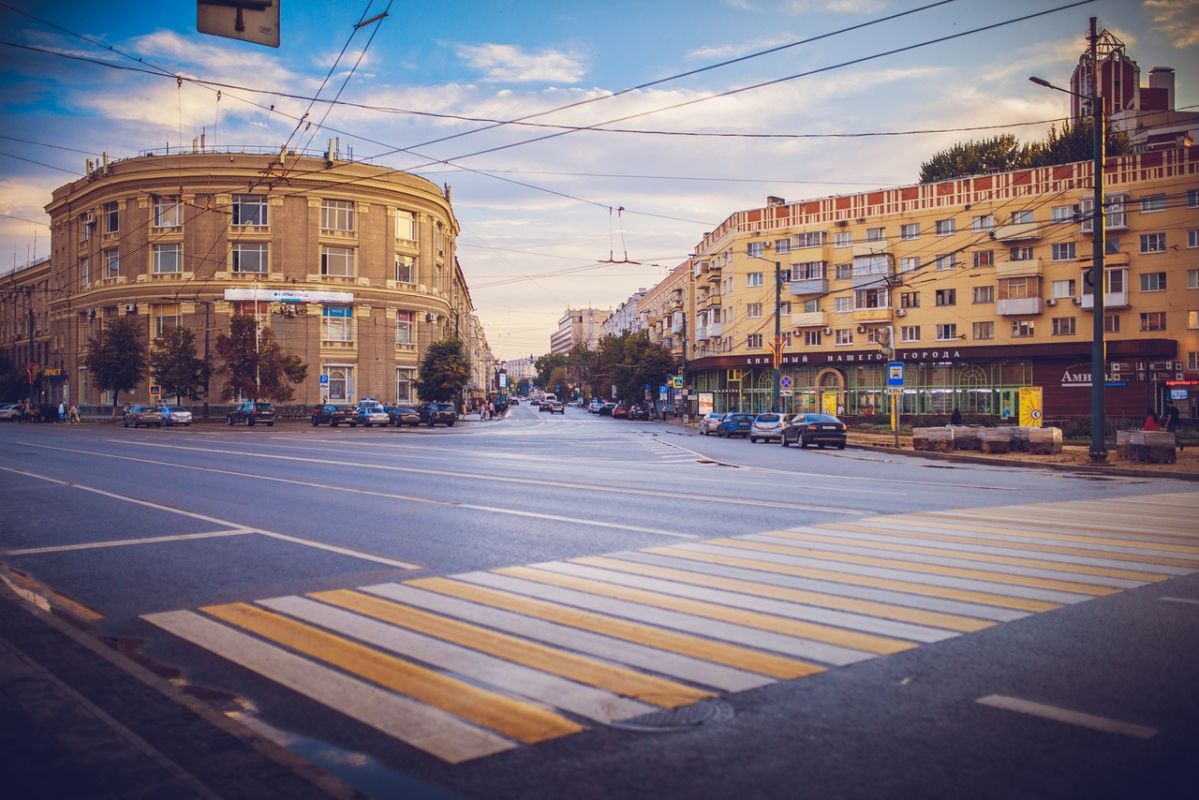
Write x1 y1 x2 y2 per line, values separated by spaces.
2 406 1197 799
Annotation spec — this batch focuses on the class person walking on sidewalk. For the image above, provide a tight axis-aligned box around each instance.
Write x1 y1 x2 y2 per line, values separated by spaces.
1161 400 1180 433
1143 407 1161 431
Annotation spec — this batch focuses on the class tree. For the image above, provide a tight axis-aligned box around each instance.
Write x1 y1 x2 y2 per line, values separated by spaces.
150 327 208 405
213 314 307 402
415 338 470 403
83 315 147 416
568 342 600 399
533 352 569 388
919 123 1131 183
0 355 24 402
596 331 676 403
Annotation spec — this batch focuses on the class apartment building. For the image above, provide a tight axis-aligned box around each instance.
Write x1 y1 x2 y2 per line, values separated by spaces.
0 149 488 410
602 289 646 337
550 307 609 354
685 147 1199 422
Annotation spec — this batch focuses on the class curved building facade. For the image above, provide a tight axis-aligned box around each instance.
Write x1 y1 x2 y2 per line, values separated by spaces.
37 150 478 411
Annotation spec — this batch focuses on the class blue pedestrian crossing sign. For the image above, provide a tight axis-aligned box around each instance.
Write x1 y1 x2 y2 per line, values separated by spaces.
887 361 904 387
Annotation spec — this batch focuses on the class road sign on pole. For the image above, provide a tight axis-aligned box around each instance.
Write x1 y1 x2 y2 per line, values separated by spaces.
887 361 904 387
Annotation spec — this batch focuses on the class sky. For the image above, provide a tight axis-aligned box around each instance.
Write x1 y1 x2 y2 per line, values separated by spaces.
1 0 1196 360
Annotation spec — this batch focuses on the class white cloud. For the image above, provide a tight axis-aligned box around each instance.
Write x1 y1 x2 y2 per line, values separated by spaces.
455 43 586 84
1144 0 1199 48
687 34 798 61
783 0 887 13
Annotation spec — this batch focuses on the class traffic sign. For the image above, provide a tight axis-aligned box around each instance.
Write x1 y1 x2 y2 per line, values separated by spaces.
672 375 684 389
885 387 903 396
887 361 904 387
319 374 330 385
779 375 793 390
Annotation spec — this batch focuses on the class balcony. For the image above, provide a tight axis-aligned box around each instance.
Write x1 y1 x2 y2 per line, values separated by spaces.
992 223 1042 241
1080 290 1130 310
996 297 1043 316
705 266 722 283
707 321 722 338
789 277 828 296
852 240 890 257
995 257 1043 279
852 307 892 324
790 311 827 328
851 271 890 290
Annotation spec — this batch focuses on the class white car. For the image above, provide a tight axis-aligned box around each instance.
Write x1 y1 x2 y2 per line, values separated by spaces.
158 406 193 427
353 402 390 428
698 412 727 435
0 403 19 421
749 413 785 443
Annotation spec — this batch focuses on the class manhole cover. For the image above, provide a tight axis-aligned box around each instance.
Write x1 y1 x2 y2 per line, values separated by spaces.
610 699 735 733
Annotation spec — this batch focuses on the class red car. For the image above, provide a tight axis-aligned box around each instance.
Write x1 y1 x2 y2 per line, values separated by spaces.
612 403 631 419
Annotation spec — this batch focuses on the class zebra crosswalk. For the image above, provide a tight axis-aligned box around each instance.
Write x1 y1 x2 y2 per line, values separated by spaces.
144 491 1199 764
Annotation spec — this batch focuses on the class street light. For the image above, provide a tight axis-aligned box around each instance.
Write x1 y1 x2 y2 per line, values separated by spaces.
1030 60 1107 462
749 245 785 413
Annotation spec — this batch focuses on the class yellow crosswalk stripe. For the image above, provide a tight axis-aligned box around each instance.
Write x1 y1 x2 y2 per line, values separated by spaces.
704 538 1118 597
920 510 1199 544
762 529 1170 582
311 589 711 708
407 576 823 680
644 545 1060 612
201 602 583 744
571 555 993 633
495 565 916 656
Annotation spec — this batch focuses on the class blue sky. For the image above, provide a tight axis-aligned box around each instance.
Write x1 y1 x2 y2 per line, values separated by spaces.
1 0 1196 358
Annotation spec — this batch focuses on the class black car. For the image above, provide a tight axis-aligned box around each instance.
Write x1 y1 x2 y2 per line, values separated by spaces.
388 404 421 427
311 403 355 427
628 404 649 420
780 412 847 449
227 401 276 427
419 402 457 427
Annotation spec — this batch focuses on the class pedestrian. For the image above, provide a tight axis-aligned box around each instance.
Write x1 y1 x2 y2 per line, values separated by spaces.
68 403 80 424
1161 400 1180 433
950 407 962 426
58 401 65 422
16 399 27 423
487 400 494 419
1143 407 1161 431
479 403 486 422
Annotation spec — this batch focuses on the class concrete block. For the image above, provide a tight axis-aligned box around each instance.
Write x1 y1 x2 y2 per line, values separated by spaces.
951 426 982 451
1027 427 1062 455
981 428 1012 454
913 427 954 452
1142 431 1176 464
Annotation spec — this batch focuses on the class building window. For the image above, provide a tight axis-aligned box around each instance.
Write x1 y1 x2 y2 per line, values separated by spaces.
1140 311 1166 331
104 201 119 234
1011 320 1035 337
973 321 994 340
792 261 824 280
834 329 853 345
1140 193 1166 212
1051 242 1076 261
835 263 853 280
898 257 919 273
1009 246 1034 261
80 257 89 285
972 214 995 231
972 285 994 304
795 232 824 248
935 323 957 340
104 249 119 278
900 291 919 308
395 310 414 345
1104 314 1120 333
322 306 353 342
152 243 181 274
1189 229 1199 248
153 196 182 228
1001 276 1039 299
232 195 268 226
935 218 955 236
771 239 790 254
396 367 414 402
154 306 181 339
324 366 353 402
1140 233 1166 253
778 301 792 315
834 296 853 312
1187 311 1199 329
747 272 763 287
900 223 920 240
900 325 920 342
747 242 765 257
232 242 268 273
1052 279 1077 298
934 288 956 306
935 254 957 271
1052 317 1076 336
1189 269 1199 289
746 303 762 318
1010 210 1033 224
321 245 355 277
321 199 355 232
1140 272 1167 292
833 232 852 247
855 287 888 308
803 299 819 313
747 333 763 348
866 227 884 242
1051 206 1073 223
394 255 415 284
779 268 791 283
804 330 822 346
1188 189 1199 208
395 210 417 241
973 250 993 268
433 224 446 257
1190 352 1199 370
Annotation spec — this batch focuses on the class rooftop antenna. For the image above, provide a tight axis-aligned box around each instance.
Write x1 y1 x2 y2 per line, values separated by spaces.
599 206 641 264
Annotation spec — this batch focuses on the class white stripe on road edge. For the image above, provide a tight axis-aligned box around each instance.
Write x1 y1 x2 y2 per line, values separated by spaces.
976 694 1157 740
143 610 514 762
2 529 254 556
1159 596 1199 606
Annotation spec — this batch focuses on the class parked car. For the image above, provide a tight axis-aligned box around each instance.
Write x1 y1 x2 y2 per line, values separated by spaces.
388 404 421 427
352 401 390 428
529 398 541 408
508 397 519 406
628 404 649 420
715 412 754 438
599 402 616 416
588 398 604 414
123 404 163 428
698 412 727 435
0 403 19 421
312 403 355 427
227 401 275 427
611 403 631 419
157 406 193 427
780 412 848 449
749 412 785 443
419 402 457 427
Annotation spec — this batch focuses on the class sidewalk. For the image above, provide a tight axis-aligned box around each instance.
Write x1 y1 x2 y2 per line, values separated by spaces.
0 574 359 800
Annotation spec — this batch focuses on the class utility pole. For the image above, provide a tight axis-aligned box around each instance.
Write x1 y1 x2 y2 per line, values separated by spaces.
772 260 782 414
1086 16 1107 462
202 300 211 419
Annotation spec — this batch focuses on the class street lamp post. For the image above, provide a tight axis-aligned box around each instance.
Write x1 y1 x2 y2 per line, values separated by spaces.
1031 24 1106 461
751 245 785 414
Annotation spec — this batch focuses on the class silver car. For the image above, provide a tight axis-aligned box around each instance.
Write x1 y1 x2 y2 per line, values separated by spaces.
698 412 727 435
123 404 163 428
749 412 785 443
158 406 193 427
352 402 390 428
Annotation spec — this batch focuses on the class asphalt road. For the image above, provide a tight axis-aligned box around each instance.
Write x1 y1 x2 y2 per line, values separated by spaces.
1 405 1197 799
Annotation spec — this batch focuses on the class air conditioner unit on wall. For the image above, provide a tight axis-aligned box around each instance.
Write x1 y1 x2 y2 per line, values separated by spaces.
856 324 867 334
822 326 832 335
895 308 906 316
124 304 137 313
1072 296 1082 305
1046 297 1057 306
425 312 438 323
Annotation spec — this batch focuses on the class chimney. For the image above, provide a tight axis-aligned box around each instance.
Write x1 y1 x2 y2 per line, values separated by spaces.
1149 67 1175 110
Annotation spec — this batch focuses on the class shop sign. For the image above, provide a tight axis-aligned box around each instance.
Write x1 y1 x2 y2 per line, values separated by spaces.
747 349 964 368
1060 364 1127 388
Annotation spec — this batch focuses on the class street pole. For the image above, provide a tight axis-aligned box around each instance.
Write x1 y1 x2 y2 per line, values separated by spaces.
772 260 781 414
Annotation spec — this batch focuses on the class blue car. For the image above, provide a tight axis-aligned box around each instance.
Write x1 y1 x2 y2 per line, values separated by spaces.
716 412 754 438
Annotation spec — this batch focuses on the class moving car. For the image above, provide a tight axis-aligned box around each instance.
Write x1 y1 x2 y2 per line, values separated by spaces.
715 412 754 438
780 412 848 449
698 412 727 435
388 404 420 427
749 412 784 443
158 406 193 427
312 403 355 427
227 401 275 427
123 404 163 428
419 402 457 427
352 401 390 428
545 400 564 414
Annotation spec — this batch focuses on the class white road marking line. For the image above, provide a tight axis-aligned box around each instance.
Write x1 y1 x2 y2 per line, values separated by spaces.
2 529 254 556
1 460 421 569
976 695 1157 740
1159 596 1199 605
143 610 514 763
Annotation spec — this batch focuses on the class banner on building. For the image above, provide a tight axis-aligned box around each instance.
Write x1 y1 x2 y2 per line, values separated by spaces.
1018 386 1043 428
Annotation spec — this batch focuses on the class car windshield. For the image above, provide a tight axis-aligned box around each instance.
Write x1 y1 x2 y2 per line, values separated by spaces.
254 403 272 411
805 414 840 423
756 414 780 422
160 407 180 413
731 414 753 422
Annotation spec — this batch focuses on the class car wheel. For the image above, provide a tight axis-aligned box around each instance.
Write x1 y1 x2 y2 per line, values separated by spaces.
750 437 757 443
227 417 234 426
447 420 455 427
780 435 789 447
364 422 371 428
817 443 825 449
123 419 129 428
246 417 254 426
312 418 319 426
799 438 808 449
184 422 191 427
836 443 846 450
